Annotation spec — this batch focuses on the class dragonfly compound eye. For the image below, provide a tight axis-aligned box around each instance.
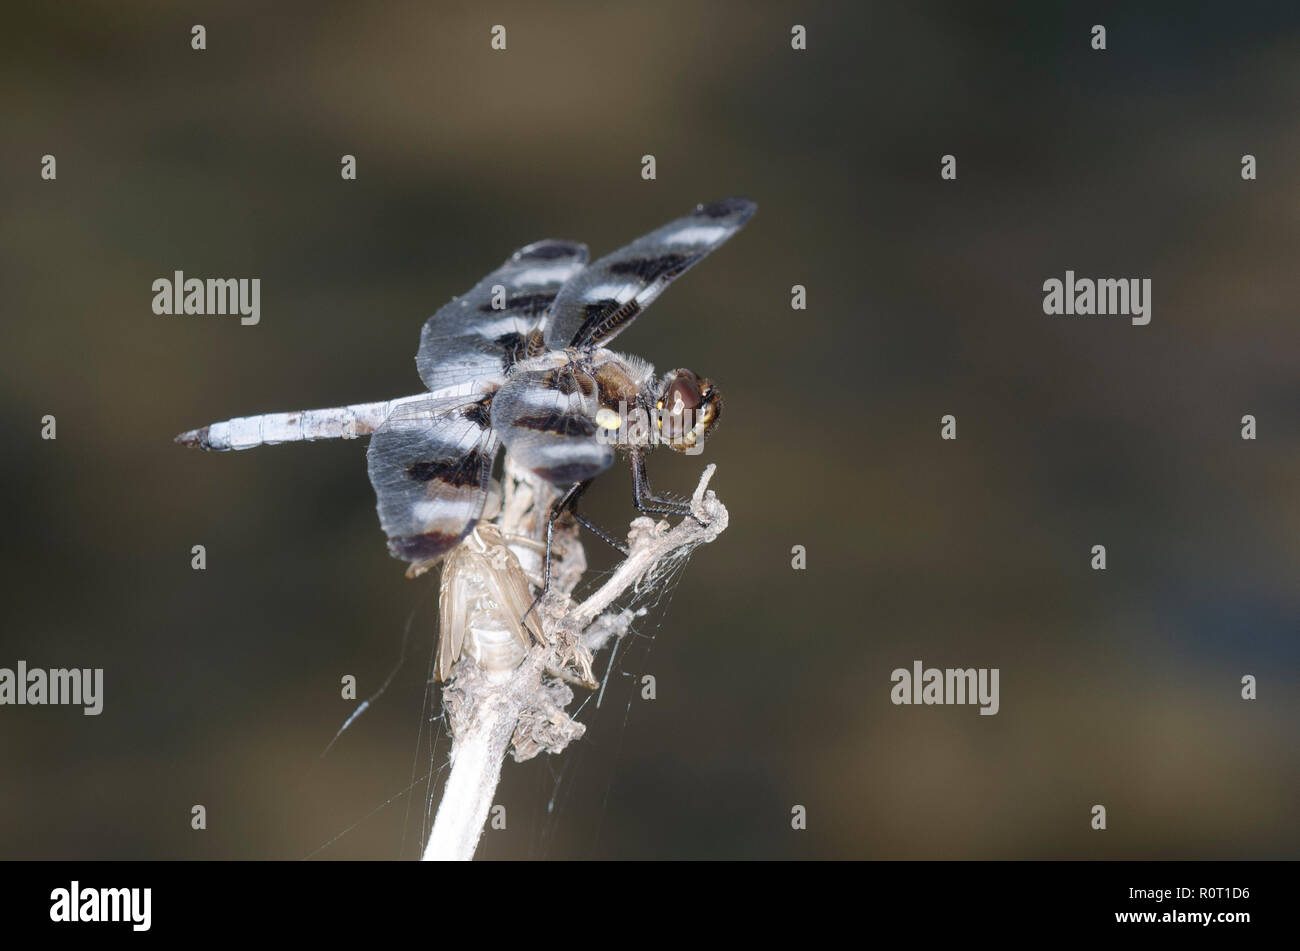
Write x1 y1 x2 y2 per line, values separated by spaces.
657 370 720 451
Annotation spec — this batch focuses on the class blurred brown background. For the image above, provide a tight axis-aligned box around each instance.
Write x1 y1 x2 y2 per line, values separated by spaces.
1 1 1296 859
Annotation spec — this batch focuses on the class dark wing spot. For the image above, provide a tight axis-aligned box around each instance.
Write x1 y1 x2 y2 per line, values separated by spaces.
406 449 491 487
510 293 556 315
513 412 597 438
478 292 555 316
697 197 752 218
608 253 689 282
389 530 464 562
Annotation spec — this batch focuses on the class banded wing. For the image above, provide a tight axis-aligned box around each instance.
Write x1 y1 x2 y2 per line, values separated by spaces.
491 362 613 486
542 197 756 351
366 393 500 566
416 240 589 393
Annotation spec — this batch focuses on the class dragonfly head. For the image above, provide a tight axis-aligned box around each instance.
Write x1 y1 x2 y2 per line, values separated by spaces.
655 369 722 453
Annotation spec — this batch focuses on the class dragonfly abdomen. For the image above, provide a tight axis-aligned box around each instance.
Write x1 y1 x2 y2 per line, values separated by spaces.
176 396 424 451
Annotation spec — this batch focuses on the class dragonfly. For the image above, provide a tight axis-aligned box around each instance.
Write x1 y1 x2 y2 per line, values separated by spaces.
176 197 755 597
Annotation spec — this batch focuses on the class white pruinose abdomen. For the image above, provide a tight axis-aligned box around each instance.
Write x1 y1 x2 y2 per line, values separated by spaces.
175 394 429 451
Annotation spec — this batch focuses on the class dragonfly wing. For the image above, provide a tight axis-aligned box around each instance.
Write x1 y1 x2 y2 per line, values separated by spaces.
542 197 755 350
416 240 588 392
366 393 500 565
491 363 613 485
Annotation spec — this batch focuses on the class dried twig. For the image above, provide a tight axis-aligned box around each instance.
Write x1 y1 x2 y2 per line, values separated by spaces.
422 462 727 861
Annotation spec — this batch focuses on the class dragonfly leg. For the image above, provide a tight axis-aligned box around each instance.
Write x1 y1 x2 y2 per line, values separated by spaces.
522 480 591 627
629 449 704 522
